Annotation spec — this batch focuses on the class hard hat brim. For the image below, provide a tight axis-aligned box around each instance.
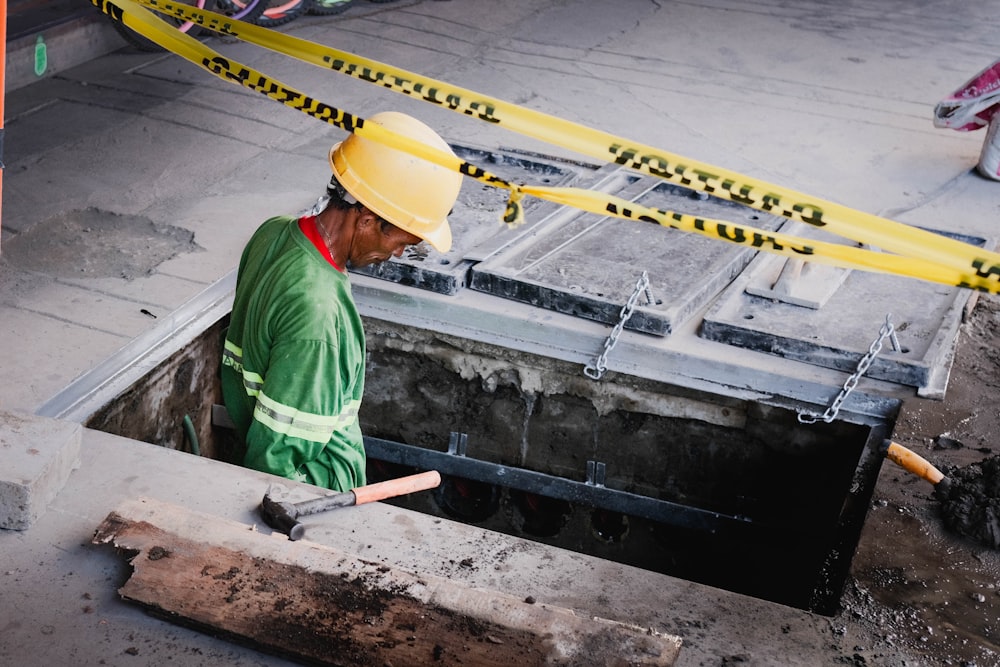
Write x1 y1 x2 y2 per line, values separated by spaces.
327 113 462 254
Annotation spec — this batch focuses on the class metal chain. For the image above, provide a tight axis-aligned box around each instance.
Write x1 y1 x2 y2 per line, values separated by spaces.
584 272 651 380
798 314 899 424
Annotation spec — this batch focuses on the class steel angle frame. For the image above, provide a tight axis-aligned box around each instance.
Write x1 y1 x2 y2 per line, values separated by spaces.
363 434 761 538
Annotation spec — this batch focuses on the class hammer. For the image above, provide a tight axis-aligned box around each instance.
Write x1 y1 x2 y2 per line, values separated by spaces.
260 470 442 540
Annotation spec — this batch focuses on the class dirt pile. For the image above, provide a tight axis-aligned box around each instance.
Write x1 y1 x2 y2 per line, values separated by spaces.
845 292 1000 667
937 455 1000 549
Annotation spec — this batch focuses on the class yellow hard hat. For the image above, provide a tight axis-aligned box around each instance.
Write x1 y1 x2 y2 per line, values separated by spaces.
329 112 462 253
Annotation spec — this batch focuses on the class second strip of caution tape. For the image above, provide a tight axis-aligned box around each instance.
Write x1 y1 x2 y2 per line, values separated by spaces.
93 0 1000 293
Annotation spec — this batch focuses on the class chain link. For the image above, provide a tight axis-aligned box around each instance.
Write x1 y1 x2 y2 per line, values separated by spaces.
798 314 898 424
584 272 651 380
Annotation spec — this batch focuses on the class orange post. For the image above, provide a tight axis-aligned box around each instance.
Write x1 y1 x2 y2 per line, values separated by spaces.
0 0 6 257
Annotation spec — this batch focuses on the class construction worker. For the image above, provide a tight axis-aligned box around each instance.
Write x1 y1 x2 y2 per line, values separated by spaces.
221 111 462 491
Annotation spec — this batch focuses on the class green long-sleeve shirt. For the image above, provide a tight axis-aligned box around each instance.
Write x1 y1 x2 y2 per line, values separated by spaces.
221 215 367 491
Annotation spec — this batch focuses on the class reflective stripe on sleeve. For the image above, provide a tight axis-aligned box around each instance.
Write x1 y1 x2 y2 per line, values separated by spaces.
223 339 264 397
253 391 360 443
222 339 243 373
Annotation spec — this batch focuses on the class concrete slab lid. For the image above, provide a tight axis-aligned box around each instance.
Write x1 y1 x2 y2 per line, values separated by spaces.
348 144 594 295
359 148 790 337
700 225 986 398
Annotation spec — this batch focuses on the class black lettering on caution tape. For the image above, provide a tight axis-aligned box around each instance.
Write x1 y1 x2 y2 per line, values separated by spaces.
200 56 362 131
608 143 829 228
972 258 1000 281
144 0 238 33
94 0 125 21
605 199 819 258
199 56 513 193
160 0 203 25
99 0 1000 293
322 58 500 124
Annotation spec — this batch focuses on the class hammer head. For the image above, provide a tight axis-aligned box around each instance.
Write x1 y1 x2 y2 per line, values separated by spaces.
260 486 307 540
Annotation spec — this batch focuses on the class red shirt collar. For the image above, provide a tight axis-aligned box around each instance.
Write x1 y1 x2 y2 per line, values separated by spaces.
299 215 344 272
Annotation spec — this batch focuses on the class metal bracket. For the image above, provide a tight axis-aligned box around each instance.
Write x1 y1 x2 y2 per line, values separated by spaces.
586 460 607 487
211 404 236 430
447 431 469 457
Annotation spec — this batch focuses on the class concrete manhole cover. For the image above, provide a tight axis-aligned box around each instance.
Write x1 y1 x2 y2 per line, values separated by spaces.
4 207 199 279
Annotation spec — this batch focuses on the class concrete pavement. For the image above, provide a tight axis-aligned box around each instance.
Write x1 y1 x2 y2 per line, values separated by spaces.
3 0 998 413
2 1 999 665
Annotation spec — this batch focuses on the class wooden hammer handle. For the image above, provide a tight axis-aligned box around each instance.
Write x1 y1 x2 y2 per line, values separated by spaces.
352 470 442 506
886 442 945 485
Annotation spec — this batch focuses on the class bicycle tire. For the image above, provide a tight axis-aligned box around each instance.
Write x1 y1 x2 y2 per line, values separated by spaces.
109 0 217 52
306 0 352 16
214 0 267 23
253 0 308 27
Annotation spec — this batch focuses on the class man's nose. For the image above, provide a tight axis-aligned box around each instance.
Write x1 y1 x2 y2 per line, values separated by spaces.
393 245 406 258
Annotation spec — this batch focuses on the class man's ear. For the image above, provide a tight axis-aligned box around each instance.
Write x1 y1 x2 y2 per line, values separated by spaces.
356 206 380 231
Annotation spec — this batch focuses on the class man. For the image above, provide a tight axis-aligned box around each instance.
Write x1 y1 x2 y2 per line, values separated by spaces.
221 111 463 491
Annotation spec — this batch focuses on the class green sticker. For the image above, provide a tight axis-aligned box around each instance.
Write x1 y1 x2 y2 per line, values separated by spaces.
34 35 47 77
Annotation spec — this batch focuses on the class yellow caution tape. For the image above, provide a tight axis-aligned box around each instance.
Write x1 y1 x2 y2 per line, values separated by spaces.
95 0 1000 292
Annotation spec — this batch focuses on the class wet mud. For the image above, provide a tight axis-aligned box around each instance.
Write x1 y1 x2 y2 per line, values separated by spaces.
937 455 1000 550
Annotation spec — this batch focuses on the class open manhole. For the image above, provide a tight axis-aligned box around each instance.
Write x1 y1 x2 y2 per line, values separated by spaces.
74 309 890 617
42 146 922 617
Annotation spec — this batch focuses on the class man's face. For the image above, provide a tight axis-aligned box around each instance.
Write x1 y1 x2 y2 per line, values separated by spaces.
348 216 425 268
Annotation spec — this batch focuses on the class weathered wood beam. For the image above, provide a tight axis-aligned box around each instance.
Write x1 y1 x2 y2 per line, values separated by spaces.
93 498 681 666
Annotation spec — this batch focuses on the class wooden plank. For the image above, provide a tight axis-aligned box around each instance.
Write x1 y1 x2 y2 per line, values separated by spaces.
93 498 681 666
